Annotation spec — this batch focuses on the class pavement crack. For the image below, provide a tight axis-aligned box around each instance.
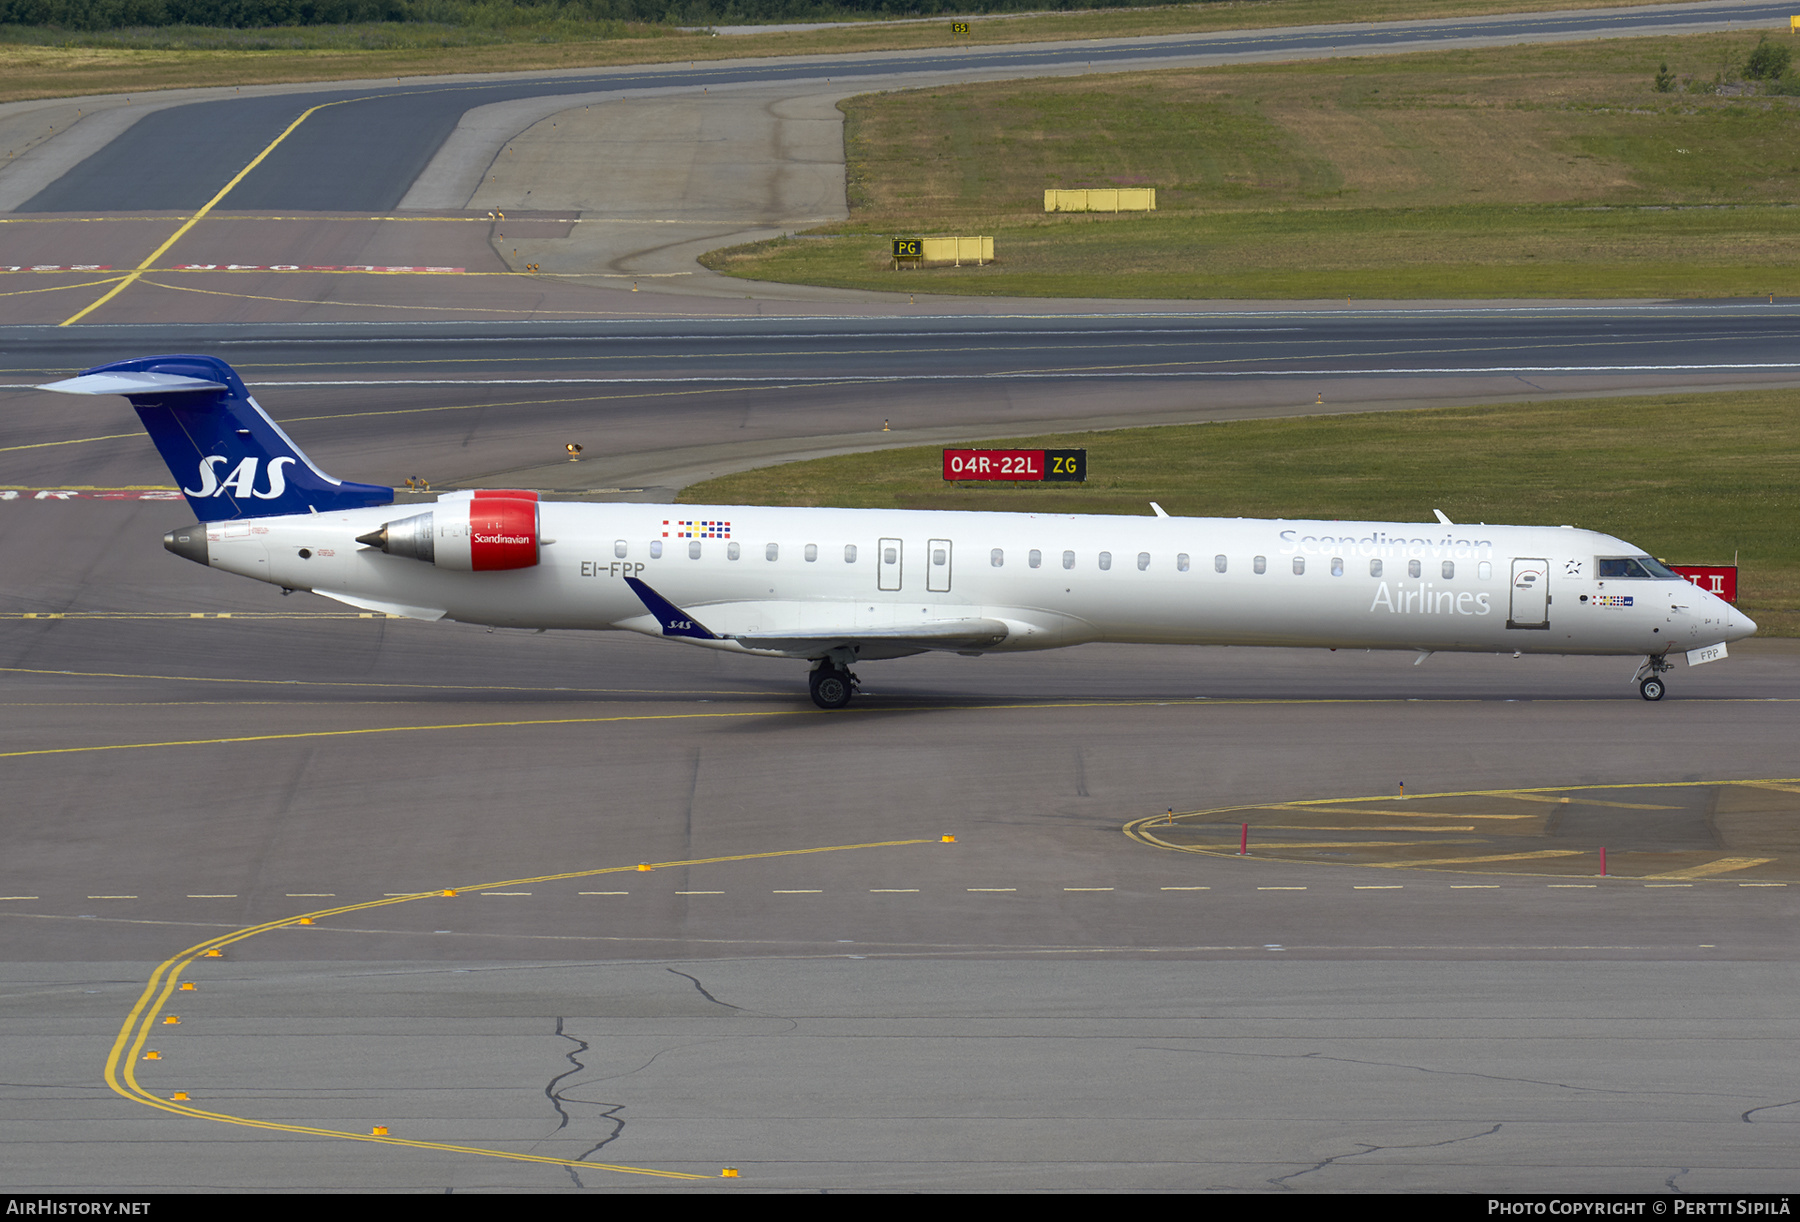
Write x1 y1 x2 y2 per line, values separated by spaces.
1666 1167 1691 1192
545 1016 587 1133
1142 1046 1641 1095
1742 1098 1800 1122
666 966 744 1010
1267 1123 1502 1188
540 1016 626 1190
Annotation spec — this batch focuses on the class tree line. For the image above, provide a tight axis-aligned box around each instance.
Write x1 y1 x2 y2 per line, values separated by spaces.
0 0 1172 30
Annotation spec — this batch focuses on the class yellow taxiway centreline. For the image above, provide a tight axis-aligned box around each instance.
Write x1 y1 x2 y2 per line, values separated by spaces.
108 837 936 1181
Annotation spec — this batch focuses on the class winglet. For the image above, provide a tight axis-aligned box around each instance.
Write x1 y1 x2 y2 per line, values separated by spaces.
1433 509 1454 525
1149 502 1169 518
624 576 719 640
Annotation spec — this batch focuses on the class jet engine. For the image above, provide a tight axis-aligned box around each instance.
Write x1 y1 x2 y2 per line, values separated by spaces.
357 492 542 571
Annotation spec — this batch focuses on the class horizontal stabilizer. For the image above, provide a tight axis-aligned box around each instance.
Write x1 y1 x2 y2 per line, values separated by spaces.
40 371 226 396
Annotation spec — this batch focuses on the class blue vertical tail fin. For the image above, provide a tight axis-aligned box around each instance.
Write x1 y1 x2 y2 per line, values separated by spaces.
38 354 392 521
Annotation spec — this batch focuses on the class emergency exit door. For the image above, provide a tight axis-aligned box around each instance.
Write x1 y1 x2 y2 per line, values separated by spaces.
879 538 902 591
927 538 953 592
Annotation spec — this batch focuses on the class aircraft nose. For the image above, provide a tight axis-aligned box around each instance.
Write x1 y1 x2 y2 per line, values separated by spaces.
1731 608 1758 640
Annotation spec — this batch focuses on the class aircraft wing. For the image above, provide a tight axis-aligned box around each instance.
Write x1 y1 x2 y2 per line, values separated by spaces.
622 577 1009 657
729 619 1010 656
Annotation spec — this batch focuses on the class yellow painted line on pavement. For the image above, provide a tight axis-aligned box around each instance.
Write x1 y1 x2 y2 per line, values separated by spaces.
1500 793 1682 811
0 433 141 455
107 837 933 1180
1189 840 1478 851
0 276 127 299
1365 850 1586 869
138 279 578 315
60 98 351 326
0 708 820 760
1125 778 1800 879
1254 824 1477 832
0 694 1542 765
1643 857 1776 880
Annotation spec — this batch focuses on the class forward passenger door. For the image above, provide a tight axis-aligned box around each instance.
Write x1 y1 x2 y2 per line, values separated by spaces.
1508 558 1549 629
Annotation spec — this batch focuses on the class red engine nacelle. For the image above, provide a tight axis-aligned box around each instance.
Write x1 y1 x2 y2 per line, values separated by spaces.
357 492 541 571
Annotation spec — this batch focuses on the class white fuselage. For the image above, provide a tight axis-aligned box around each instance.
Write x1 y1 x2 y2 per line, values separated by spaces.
198 503 1753 661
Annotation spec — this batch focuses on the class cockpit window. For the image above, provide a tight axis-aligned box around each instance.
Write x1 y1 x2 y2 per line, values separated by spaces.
1597 556 1679 580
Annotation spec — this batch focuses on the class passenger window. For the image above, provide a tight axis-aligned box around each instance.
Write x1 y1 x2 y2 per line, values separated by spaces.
1137 552 1150 571
766 543 779 561
1370 558 1383 578
650 540 663 559
1330 557 1344 576
1177 553 1190 572
1442 561 1454 579
688 541 701 559
1293 556 1305 575
728 542 741 561
1098 551 1112 571
1478 561 1491 580
1215 555 1227 573
1408 559 1421 579
991 548 1004 567
805 544 818 562
1029 549 1042 569
1254 555 1267 574
614 540 628 559
845 545 857 563
1063 550 1075 570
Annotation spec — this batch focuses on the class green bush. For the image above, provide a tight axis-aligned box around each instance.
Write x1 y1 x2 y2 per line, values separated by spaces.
1745 35 1792 81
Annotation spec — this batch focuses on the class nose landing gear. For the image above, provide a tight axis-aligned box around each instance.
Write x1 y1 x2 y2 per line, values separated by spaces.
1633 654 1672 701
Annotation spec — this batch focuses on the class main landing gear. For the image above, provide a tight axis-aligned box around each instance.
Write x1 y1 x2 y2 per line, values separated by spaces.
808 658 859 709
1633 654 1672 702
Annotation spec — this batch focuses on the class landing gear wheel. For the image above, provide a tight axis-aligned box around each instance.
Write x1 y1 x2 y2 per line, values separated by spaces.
1639 676 1666 702
809 666 855 710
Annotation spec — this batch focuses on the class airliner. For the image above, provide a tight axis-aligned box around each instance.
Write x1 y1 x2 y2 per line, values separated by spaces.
44 354 1755 708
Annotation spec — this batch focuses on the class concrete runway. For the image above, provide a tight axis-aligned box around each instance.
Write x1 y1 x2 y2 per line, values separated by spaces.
3 2 1800 1193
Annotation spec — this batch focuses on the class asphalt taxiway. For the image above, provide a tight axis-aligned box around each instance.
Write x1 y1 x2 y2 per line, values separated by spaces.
4 327 1800 1191
4 2 1800 1192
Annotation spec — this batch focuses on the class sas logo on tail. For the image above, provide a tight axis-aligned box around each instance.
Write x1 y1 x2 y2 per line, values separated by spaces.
185 456 296 500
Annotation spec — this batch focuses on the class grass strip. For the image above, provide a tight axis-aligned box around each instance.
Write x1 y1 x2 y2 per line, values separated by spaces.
704 30 1800 300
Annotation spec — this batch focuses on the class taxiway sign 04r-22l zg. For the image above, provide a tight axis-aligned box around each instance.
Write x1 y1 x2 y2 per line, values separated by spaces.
45 354 1756 707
